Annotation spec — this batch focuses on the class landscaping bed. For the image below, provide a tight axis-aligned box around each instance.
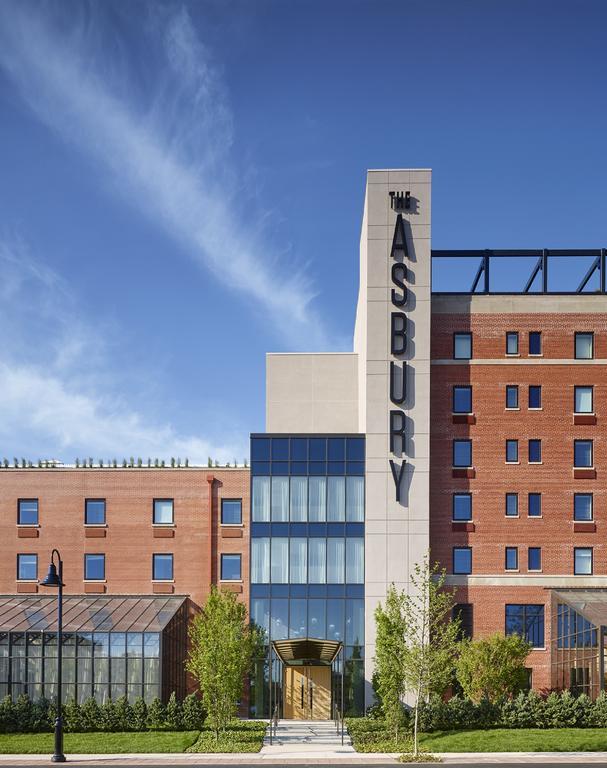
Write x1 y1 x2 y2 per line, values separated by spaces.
0 731 200 754
187 720 267 753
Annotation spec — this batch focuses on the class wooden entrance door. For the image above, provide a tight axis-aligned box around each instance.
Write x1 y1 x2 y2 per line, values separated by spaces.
283 665 332 719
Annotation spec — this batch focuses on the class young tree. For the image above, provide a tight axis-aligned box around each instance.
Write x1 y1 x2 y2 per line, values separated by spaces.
186 586 260 739
455 633 531 703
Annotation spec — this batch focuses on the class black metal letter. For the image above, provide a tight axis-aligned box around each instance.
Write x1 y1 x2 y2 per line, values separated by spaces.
390 312 407 356
390 214 409 260
389 459 407 503
391 262 407 306
390 361 406 405
389 410 406 454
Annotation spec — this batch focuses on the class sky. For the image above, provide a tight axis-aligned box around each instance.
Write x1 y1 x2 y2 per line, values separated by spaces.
0 0 606 464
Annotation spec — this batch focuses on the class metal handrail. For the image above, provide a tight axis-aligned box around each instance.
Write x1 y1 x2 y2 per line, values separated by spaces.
333 701 344 745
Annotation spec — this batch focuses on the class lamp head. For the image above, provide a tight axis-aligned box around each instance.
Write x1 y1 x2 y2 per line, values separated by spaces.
40 561 61 588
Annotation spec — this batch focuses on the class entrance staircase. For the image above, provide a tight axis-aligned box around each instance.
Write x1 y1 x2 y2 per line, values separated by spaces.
261 719 355 757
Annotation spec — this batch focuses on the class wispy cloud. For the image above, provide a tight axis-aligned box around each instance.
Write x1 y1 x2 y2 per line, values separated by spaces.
0 1 335 350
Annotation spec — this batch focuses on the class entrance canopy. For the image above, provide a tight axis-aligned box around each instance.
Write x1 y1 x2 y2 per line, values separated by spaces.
554 589 607 628
272 637 342 665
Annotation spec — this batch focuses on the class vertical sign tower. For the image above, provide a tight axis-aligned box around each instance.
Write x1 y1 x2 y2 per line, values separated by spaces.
354 169 432 705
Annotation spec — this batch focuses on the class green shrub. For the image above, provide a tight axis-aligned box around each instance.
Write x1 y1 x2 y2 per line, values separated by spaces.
14 694 33 732
589 690 607 727
80 698 101 733
100 699 119 732
165 692 183 730
30 697 52 733
63 698 84 732
113 696 134 731
147 697 166 730
182 693 205 730
0 695 16 733
131 698 148 731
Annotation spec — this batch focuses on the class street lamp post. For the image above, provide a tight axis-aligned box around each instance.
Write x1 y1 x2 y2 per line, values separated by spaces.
40 549 66 763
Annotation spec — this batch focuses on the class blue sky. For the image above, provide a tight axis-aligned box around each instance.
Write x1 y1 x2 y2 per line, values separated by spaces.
0 0 606 463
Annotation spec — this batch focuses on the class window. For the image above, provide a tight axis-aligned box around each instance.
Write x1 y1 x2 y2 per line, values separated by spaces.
575 332 594 360
84 554 105 580
453 333 472 360
528 493 542 518
153 499 173 525
574 547 593 575
529 332 542 355
528 547 542 571
453 547 472 575
18 499 38 526
251 538 270 583
506 604 544 648
152 554 173 580
85 499 105 525
575 386 593 414
505 493 519 517
505 547 518 571
506 440 518 463
452 386 472 414
17 554 37 581
252 477 270 522
529 386 542 409
453 440 472 467
452 494 472 521
221 554 241 580
506 332 519 355
506 386 519 409
453 603 473 639
221 500 242 525
528 439 542 463
574 493 593 521
574 440 593 468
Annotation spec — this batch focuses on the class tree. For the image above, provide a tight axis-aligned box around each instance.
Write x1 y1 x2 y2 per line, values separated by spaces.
374 587 408 742
186 586 260 739
455 633 531 703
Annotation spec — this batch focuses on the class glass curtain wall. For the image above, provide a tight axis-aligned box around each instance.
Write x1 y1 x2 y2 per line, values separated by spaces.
249 435 365 717
552 601 602 699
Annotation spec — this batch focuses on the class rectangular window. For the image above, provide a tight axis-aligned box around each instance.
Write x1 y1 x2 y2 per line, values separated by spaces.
327 539 345 583
346 538 364 584
220 554 241 580
453 440 472 468
308 477 327 522
289 477 307 522
153 499 173 525
18 499 38 526
506 386 519 409
574 440 593 468
271 477 289 521
453 603 473 639
251 538 270 582
85 499 105 526
289 538 307 583
221 499 242 525
506 604 544 648
528 547 542 571
574 493 593 521
529 332 542 355
452 494 472 521
505 493 519 517
453 333 472 360
270 538 288 583
528 493 542 518
17 554 37 581
252 477 270 522
575 386 593 414
529 386 542 409
327 477 346 521
505 547 518 571
506 440 518 463
574 547 593 575
453 547 472 575
575 332 594 360
452 386 472 414
152 554 173 581
345 476 364 522
308 539 326 583
528 439 542 463
84 554 105 581
506 332 519 355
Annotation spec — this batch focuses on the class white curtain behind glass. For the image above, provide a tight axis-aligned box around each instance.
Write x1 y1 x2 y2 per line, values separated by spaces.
308 539 326 583
575 387 593 413
346 538 364 583
271 537 289 582
251 538 269 582
252 477 270 522
271 477 289 521
290 477 308 522
346 477 364 522
289 538 307 583
327 477 345 521
308 477 327 521
327 539 345 583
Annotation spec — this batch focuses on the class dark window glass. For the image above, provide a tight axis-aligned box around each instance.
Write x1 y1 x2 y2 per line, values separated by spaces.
453 603 473 639
221 500 242 525
529 386 542 409
291 439 307 461
453 440 472 467
272 462 288 475
18 500 38 526
528 493 542 518
84 554 105 580
328 438 345 461
506 604 544 648
221 554 241 580
528 547 541 571
453 386 472 414
452 494 472 521
574 548 593 575
505 547 518 570
529 332 542 355
85 500 105 526
574 494 593 521
506 332 519 355
575 333 594 360
575 386 593 414
271 438 289 461
346 438 365 461
17 554 37 581
528 439 542 463
506 440 518 462
454 333 472 360
506 386 519 409
251 438 270 461
153 499 173 525
575 440 593 468
453 547 472 574
505 493 518 517
152 554 173 580
309 439 326 461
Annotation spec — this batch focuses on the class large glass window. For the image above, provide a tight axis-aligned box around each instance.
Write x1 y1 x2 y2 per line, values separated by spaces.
270 538 288 583
346 477 364 522
17 554 37 580
289 478 307 522
289 599 307 638
308 539 326 583
221 554 241 580
453 386 472 414
506 604 544 647
327 477 346 521
221 500 242 525
308 477 327 522
506 386 519 409
574 440 593 468
152 554 173 580
346 539 364 584
453 547 472 574
575 332 594 359
575 386 593 414
289 539 307 583
327 539 345 583
452 494 472 521
153 499 173 525
271 478 289 521
18 500 38 526
453 440 472 467
84 554 105 580
85 500 105 526
252 477 270 521
574 548 593 575
454 333 472 359
574 494 593 521
251 538 270 582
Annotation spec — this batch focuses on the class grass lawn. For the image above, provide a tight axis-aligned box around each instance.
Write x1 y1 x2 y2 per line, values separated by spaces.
187 720 268 753
0 731 200 754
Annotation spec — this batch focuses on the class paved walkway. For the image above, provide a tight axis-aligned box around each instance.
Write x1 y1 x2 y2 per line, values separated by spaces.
260 718 356 759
